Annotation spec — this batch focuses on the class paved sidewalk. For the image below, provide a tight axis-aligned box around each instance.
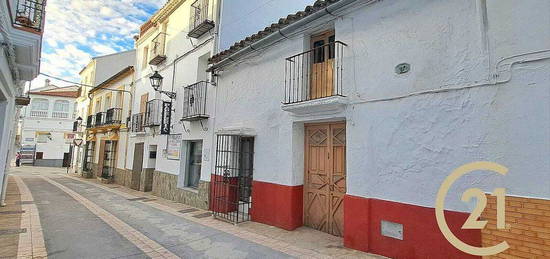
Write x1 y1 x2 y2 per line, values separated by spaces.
3 166 384 258
0 176 22 258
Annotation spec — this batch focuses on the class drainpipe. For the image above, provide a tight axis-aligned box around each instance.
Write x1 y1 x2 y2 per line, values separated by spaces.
124 80 135 170
207 0 365 72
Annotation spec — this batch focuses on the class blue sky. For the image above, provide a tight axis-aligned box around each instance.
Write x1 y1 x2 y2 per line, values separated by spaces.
33 0 165 88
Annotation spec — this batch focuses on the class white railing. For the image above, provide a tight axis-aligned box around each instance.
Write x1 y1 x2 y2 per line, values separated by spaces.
30 110 48 117
52 112 69 119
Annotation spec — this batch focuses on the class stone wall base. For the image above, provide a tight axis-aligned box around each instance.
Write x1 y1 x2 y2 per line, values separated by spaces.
112 168 132 188
152 170 209 210
140 168 154 192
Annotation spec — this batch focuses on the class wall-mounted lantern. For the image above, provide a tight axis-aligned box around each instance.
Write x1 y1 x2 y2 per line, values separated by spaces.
149 71 176 99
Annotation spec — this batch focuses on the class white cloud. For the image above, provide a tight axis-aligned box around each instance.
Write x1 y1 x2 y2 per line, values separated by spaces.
31 0 164 89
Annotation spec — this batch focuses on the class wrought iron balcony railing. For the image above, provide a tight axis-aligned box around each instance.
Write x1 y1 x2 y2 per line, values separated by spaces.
131 113 145 132
149 32 167 65
105 108 123 125
144 99 163 127
94 112 106 127
188 0 214 38
284 41 347 104
86 115 95 129
182 81 209 121
13 0 46 32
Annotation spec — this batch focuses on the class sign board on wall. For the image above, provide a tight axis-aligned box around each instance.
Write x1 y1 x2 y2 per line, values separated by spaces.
166 134 182 160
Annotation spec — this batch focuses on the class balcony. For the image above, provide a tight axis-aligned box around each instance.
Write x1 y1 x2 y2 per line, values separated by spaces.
144 99 163 127
182 81 209 121
94 112 106 127
29 110 47 118
148 32 167 65
282 41 348 115
188 0 215 38
86 115 95 129
52 111 69 119
105 108 122 125
13 0 46 32
130 113 145 133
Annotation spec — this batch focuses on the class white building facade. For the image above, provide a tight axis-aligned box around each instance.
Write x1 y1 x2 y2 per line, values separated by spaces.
72 50 136 175
83 66 134 184
0 0 46 205
21 84 79 167
207 0 550 258
125 0 221 208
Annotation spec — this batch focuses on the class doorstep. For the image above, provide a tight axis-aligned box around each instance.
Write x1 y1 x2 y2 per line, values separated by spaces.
70 174 385 258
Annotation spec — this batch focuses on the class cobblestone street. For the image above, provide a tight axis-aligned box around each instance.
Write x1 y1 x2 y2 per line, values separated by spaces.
0 166 382 259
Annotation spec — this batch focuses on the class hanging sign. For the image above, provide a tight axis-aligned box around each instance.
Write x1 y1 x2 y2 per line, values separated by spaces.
166 134 182 160
161 101 172 135
73 138 84 147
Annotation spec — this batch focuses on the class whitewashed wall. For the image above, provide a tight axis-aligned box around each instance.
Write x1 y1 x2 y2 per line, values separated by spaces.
21 94 77 160
128 0 219 184
213 0 550 212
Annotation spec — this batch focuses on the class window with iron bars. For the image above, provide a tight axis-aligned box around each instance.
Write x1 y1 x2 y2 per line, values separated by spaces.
211 135 254 224
13 0 46 32
83 141 95 172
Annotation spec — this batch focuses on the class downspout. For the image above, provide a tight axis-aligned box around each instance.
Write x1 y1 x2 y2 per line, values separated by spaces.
208 0 363 72
124 80 135 170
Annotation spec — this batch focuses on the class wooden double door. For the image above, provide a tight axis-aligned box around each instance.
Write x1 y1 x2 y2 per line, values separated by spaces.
304 122 346 236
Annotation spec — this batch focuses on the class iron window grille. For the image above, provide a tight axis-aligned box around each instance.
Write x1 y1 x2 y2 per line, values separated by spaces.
212 135 254 224
131 113 145 132
105 108 122 125
13 0 45 32
182 81 209 121
144 99 163 127
83 141 95 172
284 40 347 104
188 0 215 38
149 32 167 65
101 141 117 179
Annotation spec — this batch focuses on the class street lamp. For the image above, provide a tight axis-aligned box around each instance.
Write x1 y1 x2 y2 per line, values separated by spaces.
149 71 176 99
76 116 83 125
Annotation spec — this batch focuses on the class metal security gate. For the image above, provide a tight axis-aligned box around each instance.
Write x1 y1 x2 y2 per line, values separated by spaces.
102 141 117 179
211 135 254 224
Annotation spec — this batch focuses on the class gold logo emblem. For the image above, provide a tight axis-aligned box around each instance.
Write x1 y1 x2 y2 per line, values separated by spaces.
435 161 509 256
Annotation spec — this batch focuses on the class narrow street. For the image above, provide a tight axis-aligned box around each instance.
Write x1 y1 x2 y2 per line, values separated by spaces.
1 166 380 259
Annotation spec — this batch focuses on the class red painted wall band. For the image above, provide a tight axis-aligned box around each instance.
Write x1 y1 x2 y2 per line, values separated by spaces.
250 180 303 231
344 194 481 259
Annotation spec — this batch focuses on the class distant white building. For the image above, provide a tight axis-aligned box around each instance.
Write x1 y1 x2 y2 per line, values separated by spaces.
20 81 79 167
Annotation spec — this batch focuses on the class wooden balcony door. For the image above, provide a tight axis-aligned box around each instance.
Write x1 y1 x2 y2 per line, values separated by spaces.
304 122 346 236
310 31 335 99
